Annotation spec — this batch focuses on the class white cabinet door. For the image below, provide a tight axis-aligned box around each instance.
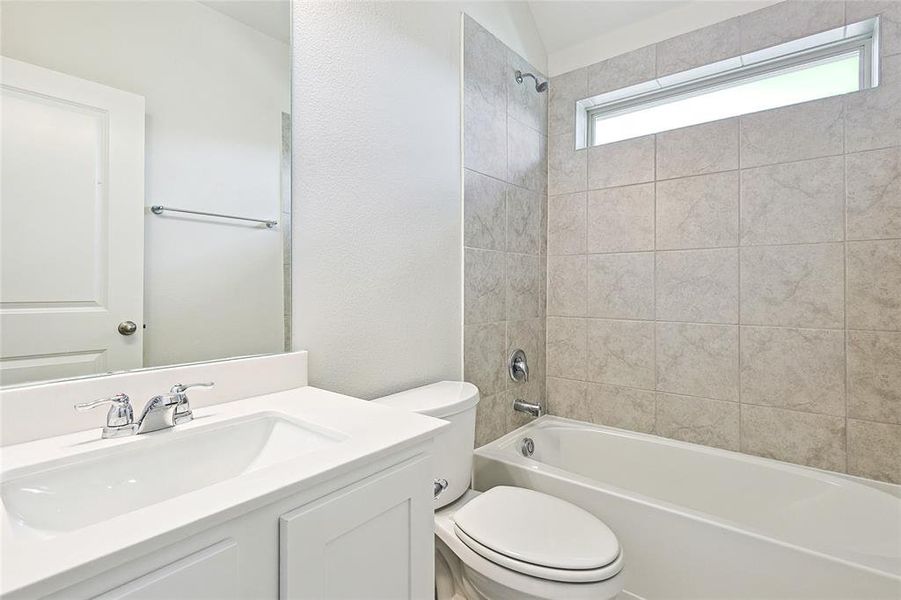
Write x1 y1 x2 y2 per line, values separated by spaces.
94 540 238 600
280 457 434 600
0 57 144 385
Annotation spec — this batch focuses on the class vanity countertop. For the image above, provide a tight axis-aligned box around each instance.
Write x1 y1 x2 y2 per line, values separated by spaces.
0 386 447 597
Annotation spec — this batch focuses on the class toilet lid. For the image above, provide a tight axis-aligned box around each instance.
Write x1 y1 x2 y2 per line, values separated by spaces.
452 486 620 571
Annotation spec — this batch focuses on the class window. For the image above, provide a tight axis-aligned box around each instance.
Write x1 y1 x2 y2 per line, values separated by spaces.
580 18 879 147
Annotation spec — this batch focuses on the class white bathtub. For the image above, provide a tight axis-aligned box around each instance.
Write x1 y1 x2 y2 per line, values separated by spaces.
472 416 901 600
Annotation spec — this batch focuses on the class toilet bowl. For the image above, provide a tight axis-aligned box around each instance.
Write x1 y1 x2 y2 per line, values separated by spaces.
376 382 624 600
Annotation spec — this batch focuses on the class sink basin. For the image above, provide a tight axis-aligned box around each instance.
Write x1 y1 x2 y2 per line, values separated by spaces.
1 413 345 534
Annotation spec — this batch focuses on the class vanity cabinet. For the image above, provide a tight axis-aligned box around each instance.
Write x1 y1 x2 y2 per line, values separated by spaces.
93 541 239 600
280 456 432 599
37 447 434 600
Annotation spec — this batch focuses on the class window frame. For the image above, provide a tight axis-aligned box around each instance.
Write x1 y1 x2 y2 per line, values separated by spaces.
580 18 879 148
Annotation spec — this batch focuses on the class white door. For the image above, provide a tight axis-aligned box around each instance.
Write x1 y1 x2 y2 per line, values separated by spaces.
0 57 144 385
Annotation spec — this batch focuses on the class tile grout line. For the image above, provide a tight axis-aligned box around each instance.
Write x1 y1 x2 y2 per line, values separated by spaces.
737 117 743 452
653 133 659 434
545 373 879 421
842 102 850 474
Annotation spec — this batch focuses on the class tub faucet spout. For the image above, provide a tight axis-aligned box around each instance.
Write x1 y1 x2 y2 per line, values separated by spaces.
513 398 542 418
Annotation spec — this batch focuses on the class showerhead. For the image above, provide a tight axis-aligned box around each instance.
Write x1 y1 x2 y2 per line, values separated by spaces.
514 70 548 93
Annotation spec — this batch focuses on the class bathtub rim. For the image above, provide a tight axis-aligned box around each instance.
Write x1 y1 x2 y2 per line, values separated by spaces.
473 415 901 580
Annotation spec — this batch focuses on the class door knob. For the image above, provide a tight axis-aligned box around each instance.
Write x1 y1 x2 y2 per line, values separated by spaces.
117 320 138 336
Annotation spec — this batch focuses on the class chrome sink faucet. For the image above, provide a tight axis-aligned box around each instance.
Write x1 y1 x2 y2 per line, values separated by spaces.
75 382 214 439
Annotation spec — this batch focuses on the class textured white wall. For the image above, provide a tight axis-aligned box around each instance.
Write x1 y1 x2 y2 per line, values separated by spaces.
292 1 545 399
1 1 290 368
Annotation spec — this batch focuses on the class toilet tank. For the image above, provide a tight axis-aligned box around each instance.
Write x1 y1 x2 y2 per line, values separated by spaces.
375 382 479 508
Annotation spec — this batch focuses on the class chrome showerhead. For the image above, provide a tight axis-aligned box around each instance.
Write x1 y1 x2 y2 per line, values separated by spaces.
514 70 548 93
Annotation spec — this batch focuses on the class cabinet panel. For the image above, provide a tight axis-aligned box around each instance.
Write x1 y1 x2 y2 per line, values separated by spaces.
279 457 433 600
94 540 238 600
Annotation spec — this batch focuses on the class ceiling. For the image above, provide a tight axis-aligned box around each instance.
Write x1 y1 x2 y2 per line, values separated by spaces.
527 1 694 53
199 1 290 44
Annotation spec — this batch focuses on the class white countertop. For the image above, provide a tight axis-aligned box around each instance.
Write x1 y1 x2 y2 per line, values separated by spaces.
0 386 446 597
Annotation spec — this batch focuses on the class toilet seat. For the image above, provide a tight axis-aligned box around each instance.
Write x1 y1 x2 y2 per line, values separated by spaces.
453 524 624 583
451 486 623 584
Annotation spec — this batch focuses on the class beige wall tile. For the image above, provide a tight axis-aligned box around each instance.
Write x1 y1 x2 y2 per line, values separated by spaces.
741 404 846 472
464 91 506 180
846 147 901 241
656 17 741 77
549 133 587 195
547 193 586 255
587 319 655 389
507 318 544 390
506 186 540 254
656 322 739 401
463 15 506 100
847 330 901 425
587 253 655 320
547 255 586 317
506 253 539 320
549 68 587 137
739 1 844 53
656 248 738 324
588 383 656 433
656 119 738 180
587 44 656 96
587 183 655 253
740 157 844 245
464 248 505 324
845 81 901 153
539 254 547 318
656 392 740 451
547 377 589 421
475 391 508 447
547 317 587 380
847 240 901 331
464 322 506 397
847 419 901 484
464 169 506 251
739 97 843 168
846 1 901 57
656 172 739 250
506 49 547 135
587 135 655 190
740 326 845 416
507 117 546 193
539 192 548 256
463 17 547 449
740 243 844 328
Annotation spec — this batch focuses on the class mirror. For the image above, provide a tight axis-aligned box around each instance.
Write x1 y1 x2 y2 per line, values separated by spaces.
0 0 292 387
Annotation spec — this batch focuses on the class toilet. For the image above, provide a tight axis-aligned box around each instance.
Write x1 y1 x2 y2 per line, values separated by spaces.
376 382 625 600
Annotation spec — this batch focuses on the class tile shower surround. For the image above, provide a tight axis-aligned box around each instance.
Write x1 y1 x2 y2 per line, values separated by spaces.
543 1 901 484
463 16 548 446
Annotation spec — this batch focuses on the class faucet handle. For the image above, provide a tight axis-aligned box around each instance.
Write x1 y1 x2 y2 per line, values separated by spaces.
167 382 213 425
74 393 136 438
169 382 214 394
509 349 529 382
75 392 131 413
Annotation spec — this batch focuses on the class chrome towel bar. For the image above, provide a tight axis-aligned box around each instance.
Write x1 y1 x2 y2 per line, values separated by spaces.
150 205 277 228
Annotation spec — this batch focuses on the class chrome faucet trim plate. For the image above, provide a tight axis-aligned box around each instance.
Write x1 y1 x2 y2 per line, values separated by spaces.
509 349 529 382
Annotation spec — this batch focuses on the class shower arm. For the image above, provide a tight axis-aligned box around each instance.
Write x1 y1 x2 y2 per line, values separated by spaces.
514 70 547 92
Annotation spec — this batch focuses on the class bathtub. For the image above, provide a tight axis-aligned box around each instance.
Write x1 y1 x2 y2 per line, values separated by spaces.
472 416 901 600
